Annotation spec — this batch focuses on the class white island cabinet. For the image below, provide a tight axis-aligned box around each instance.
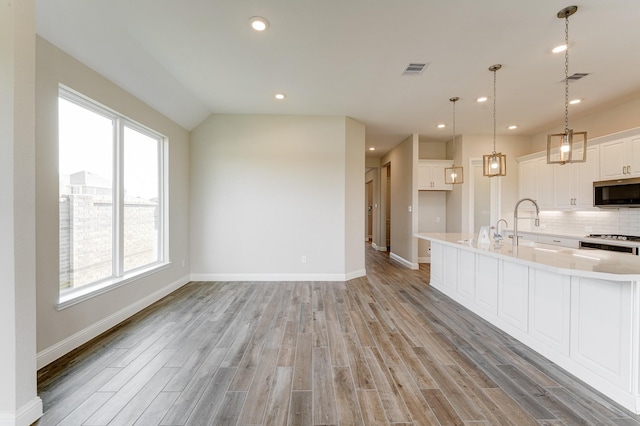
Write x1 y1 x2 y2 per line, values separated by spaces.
417 232 640 414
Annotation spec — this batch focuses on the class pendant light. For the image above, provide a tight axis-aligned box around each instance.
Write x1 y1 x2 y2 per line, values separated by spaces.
483 64 506 177
547 5 587 165
444 97 464 184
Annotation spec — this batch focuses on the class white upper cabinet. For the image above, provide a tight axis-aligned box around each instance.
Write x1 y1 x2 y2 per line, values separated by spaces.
418 160 452 191
553 145 599 209
600 137 640 180
518 144 599 210
518 157 553 209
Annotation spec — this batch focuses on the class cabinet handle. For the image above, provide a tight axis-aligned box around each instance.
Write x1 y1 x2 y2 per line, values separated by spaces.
629 165 632 174
553 240 561 243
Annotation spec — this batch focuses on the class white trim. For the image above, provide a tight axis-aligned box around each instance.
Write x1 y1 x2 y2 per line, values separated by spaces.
0 396 43 426
190 273 352 282
418 256 431 263
38 275 190 369
345 269 367 281
57 262 171 310
389 252 419 270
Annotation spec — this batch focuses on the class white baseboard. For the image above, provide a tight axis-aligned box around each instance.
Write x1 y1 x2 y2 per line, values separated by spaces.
36 275 190 369
371 242 379 251
0 396 43 426
345 269 366 281
190 273 351 282
389 252 419 270
418 256 431 263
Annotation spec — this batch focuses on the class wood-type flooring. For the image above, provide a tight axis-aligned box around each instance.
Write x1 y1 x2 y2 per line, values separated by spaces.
36 245 640 425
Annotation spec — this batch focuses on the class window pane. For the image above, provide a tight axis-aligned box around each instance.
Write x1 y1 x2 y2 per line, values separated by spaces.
59 97 114 290
123 126 160 272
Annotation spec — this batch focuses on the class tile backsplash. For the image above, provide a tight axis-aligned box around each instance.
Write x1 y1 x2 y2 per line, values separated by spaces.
527 209 640 236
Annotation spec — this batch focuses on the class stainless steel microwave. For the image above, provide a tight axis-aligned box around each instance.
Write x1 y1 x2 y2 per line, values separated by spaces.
594 177 640 207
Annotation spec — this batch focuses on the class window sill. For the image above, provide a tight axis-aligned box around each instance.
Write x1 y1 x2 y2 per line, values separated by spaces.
57 262 171 310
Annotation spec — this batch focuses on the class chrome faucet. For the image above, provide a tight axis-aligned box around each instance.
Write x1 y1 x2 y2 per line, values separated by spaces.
513 198 540 248
494 219 508 239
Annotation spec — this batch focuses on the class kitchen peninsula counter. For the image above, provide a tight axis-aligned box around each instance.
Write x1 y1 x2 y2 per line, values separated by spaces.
416 232 640 280
416 232 640 414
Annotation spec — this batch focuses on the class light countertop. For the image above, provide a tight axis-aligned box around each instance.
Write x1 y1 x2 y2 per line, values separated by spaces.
416 232 640 281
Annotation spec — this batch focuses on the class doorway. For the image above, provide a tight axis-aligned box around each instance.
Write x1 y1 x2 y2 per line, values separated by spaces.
380 163 391 252
365 180 373 242
469 158 500 232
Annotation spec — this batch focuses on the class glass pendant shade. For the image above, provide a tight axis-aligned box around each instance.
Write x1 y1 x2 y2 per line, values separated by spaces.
483 152 506 177
547 130 587 164
444 165 464 184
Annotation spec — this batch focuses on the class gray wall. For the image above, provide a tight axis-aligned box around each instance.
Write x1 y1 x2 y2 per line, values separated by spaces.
189 114 365 280
35 37 191 362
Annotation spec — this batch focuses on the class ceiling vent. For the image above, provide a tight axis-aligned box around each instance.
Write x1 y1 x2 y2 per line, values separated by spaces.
565 72 589 83
403 63 429 75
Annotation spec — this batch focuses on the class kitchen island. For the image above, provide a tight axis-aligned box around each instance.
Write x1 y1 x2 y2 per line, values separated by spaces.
416 232 640 414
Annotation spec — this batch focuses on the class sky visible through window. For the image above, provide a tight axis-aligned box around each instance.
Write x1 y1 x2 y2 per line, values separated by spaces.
59 97 159 200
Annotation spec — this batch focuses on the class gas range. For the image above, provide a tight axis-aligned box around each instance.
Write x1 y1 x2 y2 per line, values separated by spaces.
586 234 640 242
580 234 640 255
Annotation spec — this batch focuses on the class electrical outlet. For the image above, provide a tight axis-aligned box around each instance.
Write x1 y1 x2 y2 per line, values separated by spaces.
301 256 307 264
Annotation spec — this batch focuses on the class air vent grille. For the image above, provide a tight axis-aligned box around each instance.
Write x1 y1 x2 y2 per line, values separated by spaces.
403 63 429 75
566 72 589 82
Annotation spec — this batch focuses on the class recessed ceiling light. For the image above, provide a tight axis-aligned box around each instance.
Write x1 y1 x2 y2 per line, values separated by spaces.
249 16 269 31
477 96 488 103
569 98 581 105
369 147 376 151
508 125 518 130
552 44 567 53
274 93 286 100
437 124 446 128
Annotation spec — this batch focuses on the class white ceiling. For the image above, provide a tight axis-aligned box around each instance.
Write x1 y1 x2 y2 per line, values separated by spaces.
36 1 640 158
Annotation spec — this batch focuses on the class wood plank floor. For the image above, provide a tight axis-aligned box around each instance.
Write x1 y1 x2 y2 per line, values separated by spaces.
36 245 640 425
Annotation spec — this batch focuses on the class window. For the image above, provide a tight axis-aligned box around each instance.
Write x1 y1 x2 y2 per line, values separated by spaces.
58 86 167 306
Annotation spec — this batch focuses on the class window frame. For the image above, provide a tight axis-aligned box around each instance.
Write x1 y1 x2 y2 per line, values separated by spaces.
57 85 170 309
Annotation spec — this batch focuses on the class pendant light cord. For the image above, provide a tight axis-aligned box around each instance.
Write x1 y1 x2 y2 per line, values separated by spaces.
564 12 570 134
451 97 458 164
492 67 497 155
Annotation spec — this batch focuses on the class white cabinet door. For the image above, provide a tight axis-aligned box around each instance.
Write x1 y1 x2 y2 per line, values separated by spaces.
628 136 640 176
536 158 554 209
573 145 599 208
475 254 499 315
600 138 640 179
499 261 529 332
553 160 573 209
518 159 537 200
571 277 633 391
430 163 448 190
418 160 453 191
442 245 458 290
529 269 570 355
418 165 432 190
430 242 443 285
519 157 554 209
552 145 599 209
458 250 475 301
